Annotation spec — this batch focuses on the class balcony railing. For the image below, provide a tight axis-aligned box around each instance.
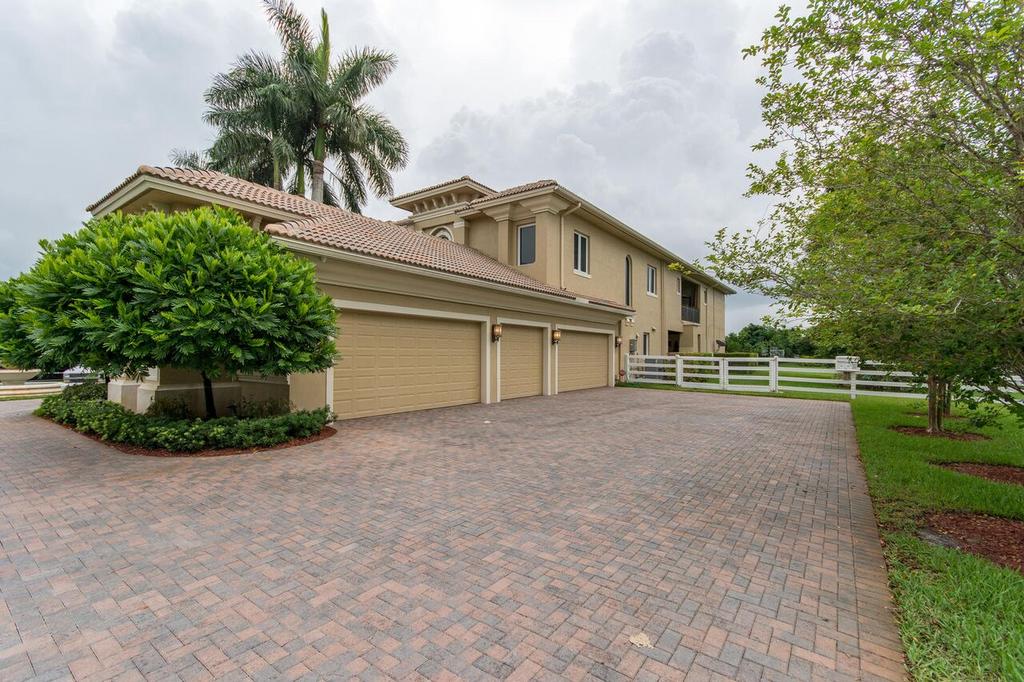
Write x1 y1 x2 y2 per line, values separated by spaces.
682 305 700 323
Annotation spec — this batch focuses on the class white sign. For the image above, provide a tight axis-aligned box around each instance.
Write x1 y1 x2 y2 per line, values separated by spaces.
835 355 860 372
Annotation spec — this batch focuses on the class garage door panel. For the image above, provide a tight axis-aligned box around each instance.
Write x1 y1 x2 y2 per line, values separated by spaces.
500 326 544 400
333 310 481 419
558 331 609 392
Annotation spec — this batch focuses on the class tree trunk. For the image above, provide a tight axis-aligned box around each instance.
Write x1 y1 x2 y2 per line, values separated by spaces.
942 381 953 417
310 158 325 203
200 371 216 419
295 162 305 195
926 375 944 434
272 154 282 191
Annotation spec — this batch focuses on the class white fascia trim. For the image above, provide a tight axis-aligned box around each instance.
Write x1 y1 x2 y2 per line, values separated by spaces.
332 298 490 323
554 324 614 336
274 236 630 315
406 203 471 223
332 298 492 405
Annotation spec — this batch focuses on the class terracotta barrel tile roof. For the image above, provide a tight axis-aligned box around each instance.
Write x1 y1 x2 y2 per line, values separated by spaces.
390 175 495 201
88 166 631 311
87 165 336 218
467 179 558 205
265 215 629 307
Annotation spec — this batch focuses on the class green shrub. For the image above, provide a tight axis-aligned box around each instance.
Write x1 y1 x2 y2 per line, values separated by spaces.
37 385 331 452
63 382 107 401
232 396 291 419
146 396 194 420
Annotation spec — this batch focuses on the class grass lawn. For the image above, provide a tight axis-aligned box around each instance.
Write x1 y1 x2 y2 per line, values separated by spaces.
852 398 1024 681
0 394 51 401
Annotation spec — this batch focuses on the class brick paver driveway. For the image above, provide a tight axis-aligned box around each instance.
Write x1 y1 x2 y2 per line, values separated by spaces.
0 389 904 681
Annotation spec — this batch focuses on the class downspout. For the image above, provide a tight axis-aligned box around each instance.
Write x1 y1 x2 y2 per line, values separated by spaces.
559 202 583 290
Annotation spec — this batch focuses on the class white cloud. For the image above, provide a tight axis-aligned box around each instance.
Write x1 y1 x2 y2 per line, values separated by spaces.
0 0 782 331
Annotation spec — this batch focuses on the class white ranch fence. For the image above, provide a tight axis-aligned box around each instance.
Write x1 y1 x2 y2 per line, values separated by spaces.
625 355 929 399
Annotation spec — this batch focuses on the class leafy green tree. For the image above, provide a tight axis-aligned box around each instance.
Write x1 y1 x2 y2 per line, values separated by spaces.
175 0 409 211
725 323 822 357
0 208 337 417
708 0 1024 431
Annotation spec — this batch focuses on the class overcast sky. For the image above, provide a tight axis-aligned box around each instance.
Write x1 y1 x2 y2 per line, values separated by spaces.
1 0 788 331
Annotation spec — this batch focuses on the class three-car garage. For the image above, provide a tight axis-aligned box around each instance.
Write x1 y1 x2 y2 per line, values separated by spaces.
330 304 613 420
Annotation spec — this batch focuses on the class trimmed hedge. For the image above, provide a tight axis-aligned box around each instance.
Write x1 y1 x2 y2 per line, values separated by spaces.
37 385 332 452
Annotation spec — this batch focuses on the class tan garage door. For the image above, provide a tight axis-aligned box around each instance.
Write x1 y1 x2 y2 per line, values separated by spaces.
333 310 481 419
557 331 609 392
500 325 544 399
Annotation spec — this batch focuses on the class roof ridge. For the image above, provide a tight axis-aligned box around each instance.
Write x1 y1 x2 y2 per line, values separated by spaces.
390 175 496 202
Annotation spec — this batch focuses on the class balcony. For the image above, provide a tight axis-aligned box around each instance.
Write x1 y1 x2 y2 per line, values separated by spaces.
682 305 700 324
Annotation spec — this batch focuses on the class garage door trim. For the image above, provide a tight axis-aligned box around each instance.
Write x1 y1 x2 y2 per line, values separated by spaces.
496 317 551 401
554 324 615 394
330 299 491 407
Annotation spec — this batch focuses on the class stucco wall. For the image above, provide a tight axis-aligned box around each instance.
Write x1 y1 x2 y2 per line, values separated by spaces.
311 255 622 404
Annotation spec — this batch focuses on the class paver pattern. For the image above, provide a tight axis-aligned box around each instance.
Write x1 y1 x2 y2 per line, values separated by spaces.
0 389 904 680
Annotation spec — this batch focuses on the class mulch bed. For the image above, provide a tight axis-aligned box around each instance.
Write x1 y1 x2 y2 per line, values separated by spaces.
48 418 336 457
924 512 1024 575
890 425 990 441
939 462 1024 487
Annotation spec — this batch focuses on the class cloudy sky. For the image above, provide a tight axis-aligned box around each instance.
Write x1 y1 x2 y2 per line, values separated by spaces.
1 0 788 330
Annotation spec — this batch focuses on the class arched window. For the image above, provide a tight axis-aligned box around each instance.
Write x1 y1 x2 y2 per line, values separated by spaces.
431 227 454 241
624 256 633 306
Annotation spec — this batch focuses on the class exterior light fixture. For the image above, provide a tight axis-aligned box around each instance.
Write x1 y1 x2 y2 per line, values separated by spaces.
615 336 623 347
491 323 503 342
551 329 562 345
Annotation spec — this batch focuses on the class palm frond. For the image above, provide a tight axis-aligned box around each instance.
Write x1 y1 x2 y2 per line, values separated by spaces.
331 47 398 101
169 149 210 170
262 0 312 56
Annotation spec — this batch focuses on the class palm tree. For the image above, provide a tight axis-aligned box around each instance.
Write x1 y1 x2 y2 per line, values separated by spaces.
174 1 408 211
203 51 299 191
263 0 408 208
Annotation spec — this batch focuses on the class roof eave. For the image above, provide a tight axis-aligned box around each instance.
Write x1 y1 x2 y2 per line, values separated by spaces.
269 233 633 315
87 174 310 224
457 183 736 294
550 186 737 294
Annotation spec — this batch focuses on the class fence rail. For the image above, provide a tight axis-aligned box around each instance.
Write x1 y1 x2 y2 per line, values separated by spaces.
625 355 930 399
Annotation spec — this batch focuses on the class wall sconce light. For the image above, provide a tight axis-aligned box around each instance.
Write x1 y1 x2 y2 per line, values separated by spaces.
491 323 503 342
614 336 623 347
551 329 562 345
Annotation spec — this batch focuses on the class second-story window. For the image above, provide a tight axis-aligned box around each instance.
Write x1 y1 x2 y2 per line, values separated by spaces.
647 265 657 295
624 256 633 306
677 276 682 294
518 224 536 265
573 232 590 275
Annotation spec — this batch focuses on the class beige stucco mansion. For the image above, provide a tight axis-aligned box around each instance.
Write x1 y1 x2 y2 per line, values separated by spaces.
89 167 731 419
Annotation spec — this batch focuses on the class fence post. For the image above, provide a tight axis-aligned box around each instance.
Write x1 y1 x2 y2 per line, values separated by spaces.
850 370 857 400
770 356 779 392
626 355 633 383
675 356 684 387
720 358 729 390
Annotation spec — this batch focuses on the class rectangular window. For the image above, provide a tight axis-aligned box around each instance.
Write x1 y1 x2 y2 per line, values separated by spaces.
642 332 651 355
676 276 682 294
704 287 708 304
646 265 657 295
517 224 536 265
573 232 590 274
